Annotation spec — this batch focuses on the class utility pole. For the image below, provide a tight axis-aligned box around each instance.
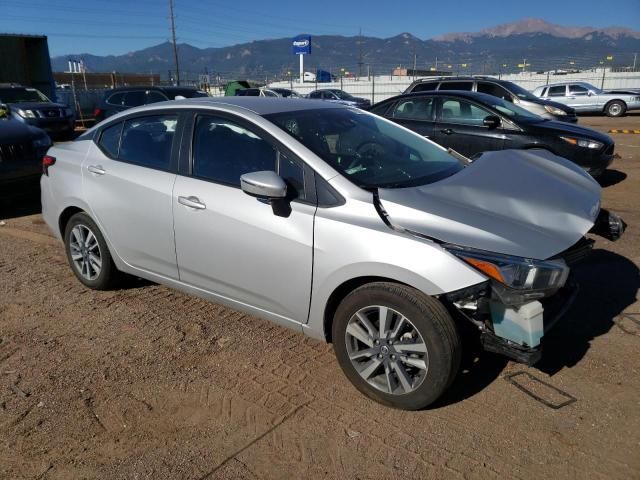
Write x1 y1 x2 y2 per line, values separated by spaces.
634 53 638 70
168 0 180 85
412 51 417 80
357 28 363 79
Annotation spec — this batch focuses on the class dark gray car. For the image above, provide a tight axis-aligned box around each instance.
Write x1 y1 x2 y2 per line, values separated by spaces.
0 106 51 196
0 85 75 138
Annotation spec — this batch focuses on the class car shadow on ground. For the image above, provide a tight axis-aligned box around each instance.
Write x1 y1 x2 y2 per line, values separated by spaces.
0 188 42 220
434 248 638 408
536 249 639 375
598 169 627 188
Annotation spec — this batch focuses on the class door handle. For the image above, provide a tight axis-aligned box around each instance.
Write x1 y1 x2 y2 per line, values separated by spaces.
178 195 206 210
440 128 453 135
87 164 105 175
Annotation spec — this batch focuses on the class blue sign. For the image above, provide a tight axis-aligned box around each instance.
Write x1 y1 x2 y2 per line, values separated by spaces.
292 35 311 55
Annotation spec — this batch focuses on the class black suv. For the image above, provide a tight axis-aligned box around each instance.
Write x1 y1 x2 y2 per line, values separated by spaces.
94 86 208 122
0 84 75 138
404 76 577 123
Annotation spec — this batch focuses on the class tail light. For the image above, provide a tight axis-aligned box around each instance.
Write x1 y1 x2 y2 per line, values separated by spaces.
93 107 102 119
42 155 56 175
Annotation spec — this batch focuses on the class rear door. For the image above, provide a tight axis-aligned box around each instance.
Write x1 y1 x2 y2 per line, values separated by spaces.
432 96 504 157
388 96 435 139
172 111 316 323
546 85 569 104
83 112 181 278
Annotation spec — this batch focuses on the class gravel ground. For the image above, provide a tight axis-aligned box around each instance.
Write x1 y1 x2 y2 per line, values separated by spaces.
1 115 639 480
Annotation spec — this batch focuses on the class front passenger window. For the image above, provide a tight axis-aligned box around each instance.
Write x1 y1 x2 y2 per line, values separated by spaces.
193 116 277 186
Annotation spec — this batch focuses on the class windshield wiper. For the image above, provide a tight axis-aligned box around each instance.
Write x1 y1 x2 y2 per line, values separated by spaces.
446 148 473 166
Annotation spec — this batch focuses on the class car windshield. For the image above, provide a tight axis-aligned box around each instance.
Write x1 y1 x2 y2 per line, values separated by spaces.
503 82 539 101
265 108 463 189
332 90 354 100
0 88 50 103
484 96 543 123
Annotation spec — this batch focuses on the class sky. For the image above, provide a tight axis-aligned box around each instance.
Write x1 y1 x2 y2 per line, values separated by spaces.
3 0 640 57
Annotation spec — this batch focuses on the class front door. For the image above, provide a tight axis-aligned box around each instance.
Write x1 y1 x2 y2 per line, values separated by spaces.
83 113 179 279
173 113 315 323
432 97 504 157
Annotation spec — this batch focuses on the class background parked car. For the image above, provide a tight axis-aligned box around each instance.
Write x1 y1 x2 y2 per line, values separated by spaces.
532 82 640 117
270 88 301 98
94 86 208 122
404 76 577 122
0 84 75 139
235 87 280 97
0 105 51 196
307 89 371 108
369 91 614 176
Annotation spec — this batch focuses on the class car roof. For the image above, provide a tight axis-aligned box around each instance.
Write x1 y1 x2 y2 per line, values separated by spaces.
538 82 590 87
105 85 201 92
385 90 507 104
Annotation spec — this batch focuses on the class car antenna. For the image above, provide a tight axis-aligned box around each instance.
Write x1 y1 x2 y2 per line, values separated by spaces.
447 148 473 166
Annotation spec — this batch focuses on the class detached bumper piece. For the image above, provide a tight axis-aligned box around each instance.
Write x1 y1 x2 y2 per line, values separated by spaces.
590 209 626 241
481 330 542 365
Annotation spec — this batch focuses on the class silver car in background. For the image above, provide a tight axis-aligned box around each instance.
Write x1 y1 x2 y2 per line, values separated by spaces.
41 97 609 410
533 81 640 117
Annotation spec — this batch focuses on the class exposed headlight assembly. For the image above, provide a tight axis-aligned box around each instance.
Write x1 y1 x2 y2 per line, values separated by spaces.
16 108 37 119
446 246 569 303
544 105 567 115
560 136 603 150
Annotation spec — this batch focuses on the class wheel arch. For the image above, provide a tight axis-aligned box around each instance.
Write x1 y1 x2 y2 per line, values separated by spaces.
58 206 86 238
322 276 412 343
604 98 627 113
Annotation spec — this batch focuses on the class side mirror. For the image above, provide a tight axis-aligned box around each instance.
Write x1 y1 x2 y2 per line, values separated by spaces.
588 90 594 96
240 170 287 199
483 115 501 129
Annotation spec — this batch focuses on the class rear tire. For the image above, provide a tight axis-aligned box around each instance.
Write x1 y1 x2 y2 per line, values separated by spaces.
332 282 461 410
605 100 626 117
64 212 120 290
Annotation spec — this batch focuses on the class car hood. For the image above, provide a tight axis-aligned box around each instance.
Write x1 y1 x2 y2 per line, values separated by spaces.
10 102 67 110
604 89 640 95
529 119 612 143
0 119 42 143
378 149 601 260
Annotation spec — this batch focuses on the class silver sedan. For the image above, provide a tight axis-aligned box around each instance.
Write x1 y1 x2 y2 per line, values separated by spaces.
41 97 603 409
533 81 640 117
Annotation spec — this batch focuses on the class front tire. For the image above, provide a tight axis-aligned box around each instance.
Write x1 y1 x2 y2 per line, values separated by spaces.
605 100 626 117
332 282 461 410
64 212 119 290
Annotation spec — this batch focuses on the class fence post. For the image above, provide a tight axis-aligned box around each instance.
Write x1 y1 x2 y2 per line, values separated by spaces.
601 67 606 89
546 70 550 86
372 69 375 104
340 73 343 90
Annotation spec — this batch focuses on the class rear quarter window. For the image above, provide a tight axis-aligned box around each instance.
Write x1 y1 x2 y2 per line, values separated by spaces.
411 82 438 92
97 122 122 158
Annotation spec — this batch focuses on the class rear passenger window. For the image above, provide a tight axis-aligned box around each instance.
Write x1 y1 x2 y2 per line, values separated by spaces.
98 122 122 158
119 115 176 170
193 116 277 186
106 92 125 106
477 82 511 101
439 82 473 91
411 82 437 92
123 90 146 107
547 86 566 97
393 97 434 120
146 91 168 104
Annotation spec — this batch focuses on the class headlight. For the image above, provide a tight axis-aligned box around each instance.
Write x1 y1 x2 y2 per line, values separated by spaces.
446 246 569 292
560 136 603 150
33 135 52 149
544 105 567 115
16 108 37 119
64 107 73 116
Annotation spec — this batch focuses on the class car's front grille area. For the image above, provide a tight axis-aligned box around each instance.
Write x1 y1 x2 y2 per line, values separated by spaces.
39 108 63 118
551 237 594 266
0 141 35 164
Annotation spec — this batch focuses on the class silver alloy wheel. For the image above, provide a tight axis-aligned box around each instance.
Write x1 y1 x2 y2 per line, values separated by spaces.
69 224 102 281
345 305 429 395
608 103 622 116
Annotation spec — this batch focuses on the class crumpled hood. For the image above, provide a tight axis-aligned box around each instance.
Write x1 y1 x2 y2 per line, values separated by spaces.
378 149 601 260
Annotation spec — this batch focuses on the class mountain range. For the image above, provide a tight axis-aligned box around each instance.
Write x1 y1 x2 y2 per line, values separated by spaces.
50 18 640 80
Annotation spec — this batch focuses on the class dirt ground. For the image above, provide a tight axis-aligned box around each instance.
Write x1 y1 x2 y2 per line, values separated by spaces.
1 114 639 480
